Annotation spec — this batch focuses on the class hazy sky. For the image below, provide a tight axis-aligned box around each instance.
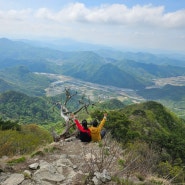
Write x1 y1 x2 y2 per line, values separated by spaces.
0 0 185 53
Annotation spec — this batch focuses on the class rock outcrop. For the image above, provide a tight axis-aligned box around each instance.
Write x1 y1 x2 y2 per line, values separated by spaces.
0 139 113 185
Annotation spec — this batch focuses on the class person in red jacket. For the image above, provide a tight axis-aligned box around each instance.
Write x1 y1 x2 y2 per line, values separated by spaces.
71 114 91 142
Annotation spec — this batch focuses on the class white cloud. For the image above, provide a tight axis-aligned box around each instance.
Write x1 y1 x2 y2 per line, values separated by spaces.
35 3 89 22
0 9 32 21
1 3 185 28
33 3 185 28
163 9 185 28
0 2 185 52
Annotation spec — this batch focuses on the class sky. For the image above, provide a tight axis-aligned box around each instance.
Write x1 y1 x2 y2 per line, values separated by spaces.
0 0 185 53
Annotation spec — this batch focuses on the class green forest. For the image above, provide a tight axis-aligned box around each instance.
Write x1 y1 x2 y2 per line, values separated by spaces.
1 90 185 183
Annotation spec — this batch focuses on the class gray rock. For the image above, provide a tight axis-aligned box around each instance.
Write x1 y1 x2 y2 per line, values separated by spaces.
29 163 39 170
101 169 111 182
34 170 65 183
33 160 65 183
1 173 24 185
65 137 76 142
0 173 11 182
93 169 111 185
92 176 101 185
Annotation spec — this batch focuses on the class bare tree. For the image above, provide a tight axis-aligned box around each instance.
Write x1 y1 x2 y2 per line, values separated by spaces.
51 88 94 141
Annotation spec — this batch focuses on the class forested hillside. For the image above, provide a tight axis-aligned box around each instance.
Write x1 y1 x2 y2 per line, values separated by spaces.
100 101 185 182
1 90 185 182
0 91 61 123
0 91 126 123
0 66 55 96
114 59 185 85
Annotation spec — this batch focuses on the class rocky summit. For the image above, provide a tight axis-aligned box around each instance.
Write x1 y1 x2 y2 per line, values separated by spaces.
0 138 116 185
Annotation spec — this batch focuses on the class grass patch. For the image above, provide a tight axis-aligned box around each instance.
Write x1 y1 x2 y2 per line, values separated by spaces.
7 156 26 165
31 150 45 158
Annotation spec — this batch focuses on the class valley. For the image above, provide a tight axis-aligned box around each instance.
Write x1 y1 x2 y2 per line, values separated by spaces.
38 72 185 119
37 73 145 103
147 75 185 89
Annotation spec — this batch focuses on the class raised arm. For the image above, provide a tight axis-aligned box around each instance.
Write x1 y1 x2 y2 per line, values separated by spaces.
71 114 85 132
98 113 107 131
74 119 84 131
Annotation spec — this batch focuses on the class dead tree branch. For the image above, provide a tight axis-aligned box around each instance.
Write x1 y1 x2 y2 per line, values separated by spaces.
51 88 95 141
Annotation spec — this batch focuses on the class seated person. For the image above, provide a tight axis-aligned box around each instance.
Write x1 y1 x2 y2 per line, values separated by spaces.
71 114 91 142
89 113 107 142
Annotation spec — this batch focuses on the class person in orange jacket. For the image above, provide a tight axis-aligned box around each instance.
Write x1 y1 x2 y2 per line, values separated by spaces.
89 113 107 142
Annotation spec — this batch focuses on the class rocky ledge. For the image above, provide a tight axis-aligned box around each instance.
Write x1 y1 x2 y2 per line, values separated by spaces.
0 138 114 185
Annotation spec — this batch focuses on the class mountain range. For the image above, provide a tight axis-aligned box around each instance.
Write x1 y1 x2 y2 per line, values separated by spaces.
1 37 185 95
1 38 185 183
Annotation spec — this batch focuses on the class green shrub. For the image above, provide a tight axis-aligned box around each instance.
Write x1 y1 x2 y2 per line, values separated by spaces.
157 161 184 183
0 124 52 157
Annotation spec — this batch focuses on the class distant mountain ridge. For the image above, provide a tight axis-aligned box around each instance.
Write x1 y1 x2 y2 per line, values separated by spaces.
1 37 185 95
96 49 185 67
